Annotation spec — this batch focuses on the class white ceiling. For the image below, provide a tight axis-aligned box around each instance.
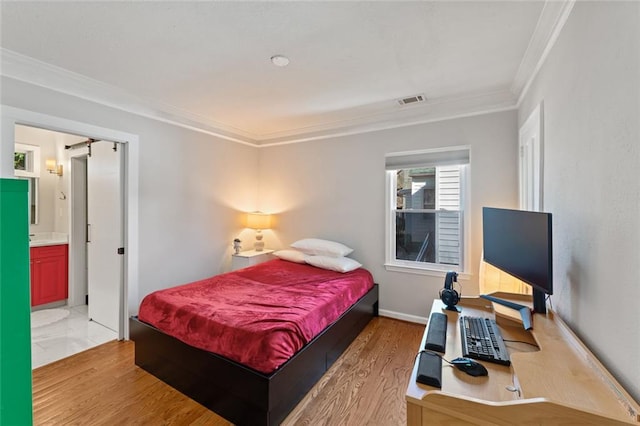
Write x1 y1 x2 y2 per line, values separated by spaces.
0 1 570 145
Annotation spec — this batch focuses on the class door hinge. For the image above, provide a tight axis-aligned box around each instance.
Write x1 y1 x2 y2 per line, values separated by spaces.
117 247 125 255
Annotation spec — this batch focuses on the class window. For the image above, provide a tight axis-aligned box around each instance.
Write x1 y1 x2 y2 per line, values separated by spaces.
14 143 41 178
14 152 27 171
385 147 469 274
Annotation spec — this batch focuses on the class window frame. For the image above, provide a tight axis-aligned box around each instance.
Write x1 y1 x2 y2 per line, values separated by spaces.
14 143 41 178
384 147 470 276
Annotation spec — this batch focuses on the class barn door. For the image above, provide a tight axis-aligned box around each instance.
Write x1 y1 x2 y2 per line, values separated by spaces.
87 141 123 334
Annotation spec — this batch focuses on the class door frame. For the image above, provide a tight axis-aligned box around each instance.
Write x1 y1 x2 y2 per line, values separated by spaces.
1 105 139 339
519 102 544 212
69 154 88 309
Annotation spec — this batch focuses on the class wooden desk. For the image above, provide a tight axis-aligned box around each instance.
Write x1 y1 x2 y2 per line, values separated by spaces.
406 296 640 425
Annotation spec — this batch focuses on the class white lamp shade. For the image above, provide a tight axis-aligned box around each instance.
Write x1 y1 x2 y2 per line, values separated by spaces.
246 212 271 230
45 159 57 172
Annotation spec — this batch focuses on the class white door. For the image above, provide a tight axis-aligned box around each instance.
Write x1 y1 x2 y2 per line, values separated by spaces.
519 103 543 211
87 141 123 333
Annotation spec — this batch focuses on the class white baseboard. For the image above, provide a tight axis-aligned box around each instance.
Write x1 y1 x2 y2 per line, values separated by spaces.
379 309 428 325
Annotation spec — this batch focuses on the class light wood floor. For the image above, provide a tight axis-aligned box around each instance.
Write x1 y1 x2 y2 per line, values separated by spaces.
32 317 423 425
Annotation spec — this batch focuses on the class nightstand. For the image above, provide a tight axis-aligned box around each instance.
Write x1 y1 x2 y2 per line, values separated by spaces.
231 249 275 271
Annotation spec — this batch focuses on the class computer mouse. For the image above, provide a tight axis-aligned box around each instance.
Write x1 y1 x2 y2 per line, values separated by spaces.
450 357 488 377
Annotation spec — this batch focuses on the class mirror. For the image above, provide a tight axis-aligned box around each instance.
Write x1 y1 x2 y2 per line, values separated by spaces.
15 177 39 225
15 143 41 225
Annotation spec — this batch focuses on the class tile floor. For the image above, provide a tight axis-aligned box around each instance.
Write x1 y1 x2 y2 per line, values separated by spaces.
31 304 118 369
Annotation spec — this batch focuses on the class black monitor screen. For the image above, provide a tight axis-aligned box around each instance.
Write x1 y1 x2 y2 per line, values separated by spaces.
482 207 553 299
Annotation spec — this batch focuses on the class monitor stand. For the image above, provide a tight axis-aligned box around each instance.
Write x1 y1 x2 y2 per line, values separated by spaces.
532 288 547 314
480 294 533 330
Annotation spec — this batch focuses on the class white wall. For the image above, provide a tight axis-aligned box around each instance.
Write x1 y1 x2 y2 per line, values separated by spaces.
518 2 640 402
1 76 259 307
14 126 58 233
258 110 519 321
14 125 84 234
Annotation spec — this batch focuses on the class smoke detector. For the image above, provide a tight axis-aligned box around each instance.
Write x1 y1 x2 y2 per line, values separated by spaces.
397 94 426 106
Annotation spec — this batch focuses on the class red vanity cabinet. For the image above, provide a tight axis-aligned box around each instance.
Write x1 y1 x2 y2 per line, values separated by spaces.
30 244 68 307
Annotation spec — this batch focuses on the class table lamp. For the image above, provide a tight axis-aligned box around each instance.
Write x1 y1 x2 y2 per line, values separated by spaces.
246 212 271 251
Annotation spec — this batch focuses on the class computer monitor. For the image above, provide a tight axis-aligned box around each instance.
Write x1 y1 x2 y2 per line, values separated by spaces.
482 207 553 314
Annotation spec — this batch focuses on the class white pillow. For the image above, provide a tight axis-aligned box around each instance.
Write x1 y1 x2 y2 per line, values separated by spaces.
304 255 362 273
273 249 306 264
291 238 354 257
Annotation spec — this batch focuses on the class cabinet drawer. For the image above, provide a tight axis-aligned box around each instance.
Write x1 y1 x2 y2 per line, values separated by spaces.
30 244 68 259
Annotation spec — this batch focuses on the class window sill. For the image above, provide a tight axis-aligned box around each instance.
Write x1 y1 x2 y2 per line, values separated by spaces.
384 263 470 280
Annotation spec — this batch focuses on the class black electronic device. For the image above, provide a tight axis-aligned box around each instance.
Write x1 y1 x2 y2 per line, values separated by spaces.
424 312 447 352
416 351 442 388
450 357 488 377
480 294 526 311
482 207 553 314
480 294 533 330
440 271 460 312
460 316 511 366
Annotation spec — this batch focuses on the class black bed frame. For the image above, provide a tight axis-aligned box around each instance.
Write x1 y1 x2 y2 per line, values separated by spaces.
130 284 378 426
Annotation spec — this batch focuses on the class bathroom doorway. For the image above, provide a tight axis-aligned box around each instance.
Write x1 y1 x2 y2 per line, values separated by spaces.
15 125 125 366
3 106 139 367
15 120 127 339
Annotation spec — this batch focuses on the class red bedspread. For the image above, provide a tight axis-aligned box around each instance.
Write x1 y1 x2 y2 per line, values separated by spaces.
138 259 374 374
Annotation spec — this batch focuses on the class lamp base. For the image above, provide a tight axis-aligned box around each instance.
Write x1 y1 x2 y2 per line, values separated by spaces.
254 231 264 251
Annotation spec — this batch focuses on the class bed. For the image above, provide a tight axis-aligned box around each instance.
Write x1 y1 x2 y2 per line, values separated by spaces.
130 259 379 425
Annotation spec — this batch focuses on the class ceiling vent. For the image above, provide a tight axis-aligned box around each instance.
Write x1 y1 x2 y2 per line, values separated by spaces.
397 94 426 106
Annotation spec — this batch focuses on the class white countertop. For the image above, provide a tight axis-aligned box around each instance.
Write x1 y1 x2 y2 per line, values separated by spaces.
29 232 68 247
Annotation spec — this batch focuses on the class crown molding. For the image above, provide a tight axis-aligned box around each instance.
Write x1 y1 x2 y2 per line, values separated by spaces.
1 47 518 147
512 0 576 104
0 48 257 146
256 90 517 147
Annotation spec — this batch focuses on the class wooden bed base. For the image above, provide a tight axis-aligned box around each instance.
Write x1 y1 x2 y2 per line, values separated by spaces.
130 284 378 426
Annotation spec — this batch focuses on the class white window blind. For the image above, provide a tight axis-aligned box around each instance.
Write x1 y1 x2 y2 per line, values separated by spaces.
435 166 462 265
